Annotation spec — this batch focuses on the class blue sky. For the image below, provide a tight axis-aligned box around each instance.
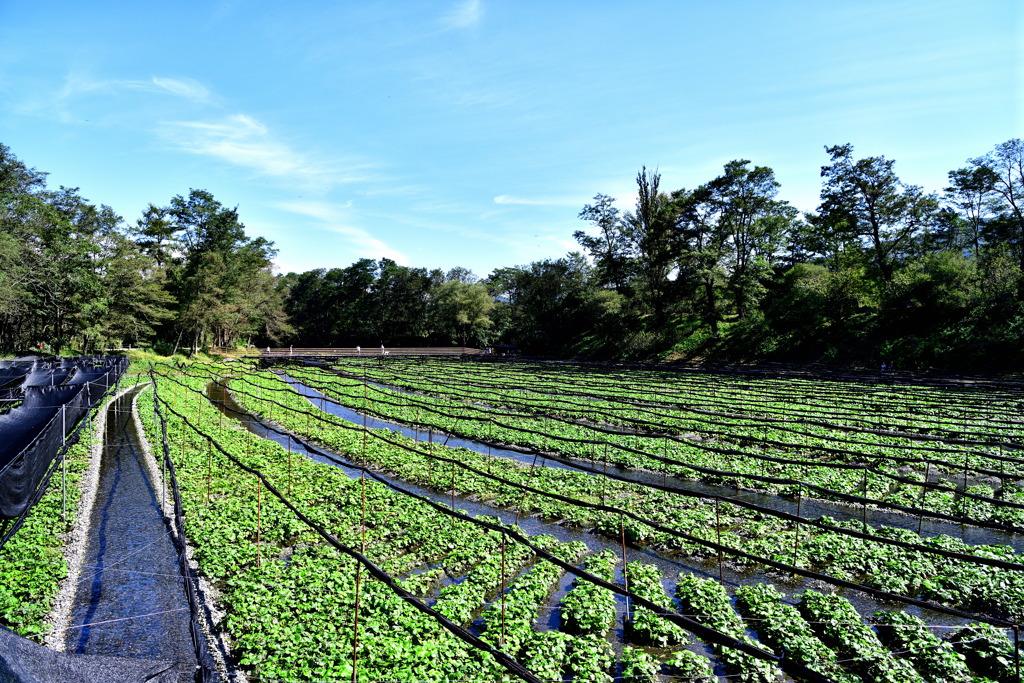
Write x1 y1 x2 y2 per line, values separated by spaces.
0 1 1019 276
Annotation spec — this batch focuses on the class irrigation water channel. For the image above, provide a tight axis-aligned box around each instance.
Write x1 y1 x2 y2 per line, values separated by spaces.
207 374 1022 670
289 371 1024 554
65 385 197 679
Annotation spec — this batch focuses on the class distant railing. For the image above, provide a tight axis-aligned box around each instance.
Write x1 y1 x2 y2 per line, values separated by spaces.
257 347 483 356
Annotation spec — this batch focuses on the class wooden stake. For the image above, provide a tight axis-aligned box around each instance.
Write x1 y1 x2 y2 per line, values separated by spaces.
620 515 630 622
360 470 367 552
663 437 668 488
793 486 802 571
256 476 262 568
207 438 212 504
601 443 608 506
500 534 506 647
716 498 724 585
362 392 367 463
516 453 539 524
1014 624 1019 683
351 560 362 683
61 404 67 521
918 461 930 535
861 467 868 532
962 450 970 522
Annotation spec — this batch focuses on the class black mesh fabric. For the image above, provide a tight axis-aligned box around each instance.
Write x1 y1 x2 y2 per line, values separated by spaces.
20 367 72 389
0 385 89 519
0 368 29 388
0 626 177 683
66 367 115 404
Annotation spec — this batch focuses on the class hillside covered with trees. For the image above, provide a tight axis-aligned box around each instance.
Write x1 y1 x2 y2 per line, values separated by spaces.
1 139 1022 369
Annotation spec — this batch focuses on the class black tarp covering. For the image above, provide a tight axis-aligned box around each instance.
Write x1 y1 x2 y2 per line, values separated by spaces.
0 368 29 388
66 367 114 404
0 626 177 683
20 367 72 388
0 357 126 520
0 386 89 519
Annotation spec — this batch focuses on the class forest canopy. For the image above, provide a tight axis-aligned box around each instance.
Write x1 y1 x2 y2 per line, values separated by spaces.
2 139 1022 369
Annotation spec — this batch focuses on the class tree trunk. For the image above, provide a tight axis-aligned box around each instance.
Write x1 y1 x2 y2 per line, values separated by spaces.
704 279 719 337
171 327 184 356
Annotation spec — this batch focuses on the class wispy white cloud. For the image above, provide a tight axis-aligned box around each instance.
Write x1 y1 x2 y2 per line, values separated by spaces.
158 114 365 186
276 200 409 265
150 76 211 102
441 0 482 30
58 74 212 103
493 194 588 207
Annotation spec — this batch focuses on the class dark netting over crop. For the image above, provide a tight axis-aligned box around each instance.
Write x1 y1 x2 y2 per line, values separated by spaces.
20 367 72 388
67 367 116 404
0 625 176 683
0 367 29 388
0 386 89 519
0 356 127 520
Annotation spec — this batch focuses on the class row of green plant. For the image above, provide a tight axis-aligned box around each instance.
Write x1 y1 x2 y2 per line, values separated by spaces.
332 357 1024 442
282 364 1024 528
796 591 926 683
149 365 730 680
624 561 688 647
210 363 1024 623
258 362 1024 593
479 540 587 655
328 357 1022 471
139 372 526 681
871 610 974 681
673 574 781 682
733 583 857 682
207 360 1024 679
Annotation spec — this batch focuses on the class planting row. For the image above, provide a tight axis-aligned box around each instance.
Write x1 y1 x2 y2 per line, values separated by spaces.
191 363 1024 626
193 362 1021 682
278 363 1024 530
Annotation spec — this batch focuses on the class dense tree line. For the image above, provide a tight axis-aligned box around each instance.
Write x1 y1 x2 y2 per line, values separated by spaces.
0 144 290 354
555 140 1024 367
3 139 1022 369
281 139 1023 368
278 262 494 348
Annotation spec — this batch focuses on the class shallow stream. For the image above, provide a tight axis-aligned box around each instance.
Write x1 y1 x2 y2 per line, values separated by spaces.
66 386 197 680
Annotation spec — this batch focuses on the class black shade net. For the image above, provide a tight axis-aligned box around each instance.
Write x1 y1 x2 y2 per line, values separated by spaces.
0 368 30 388
0 357 126 520
0 386 88 519
20 367 73 388
0 625 176 683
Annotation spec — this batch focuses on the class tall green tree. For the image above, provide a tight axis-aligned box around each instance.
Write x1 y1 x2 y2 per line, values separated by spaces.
574 193 632 293
622 167 682 325
817 144 939 283
967 139 1024 280
708 160 797 319
369 259 441 345
154 189 288 352
94 231 174 348
674 183 730 336
943 166 998 254
431 279 494 346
